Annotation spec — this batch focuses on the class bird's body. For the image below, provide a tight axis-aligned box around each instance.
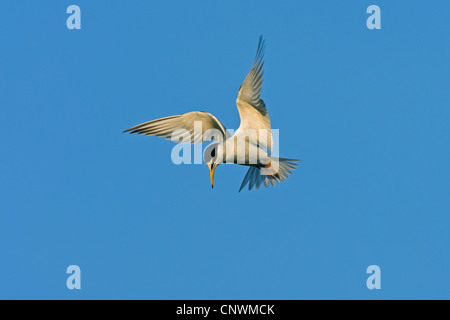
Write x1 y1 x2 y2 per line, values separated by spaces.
213 136 267 165
124 37 299 191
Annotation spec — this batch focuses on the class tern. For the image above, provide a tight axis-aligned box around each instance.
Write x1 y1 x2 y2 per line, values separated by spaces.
124 37 299 191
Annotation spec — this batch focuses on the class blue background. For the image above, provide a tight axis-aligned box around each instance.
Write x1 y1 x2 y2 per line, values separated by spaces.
1 0 449 299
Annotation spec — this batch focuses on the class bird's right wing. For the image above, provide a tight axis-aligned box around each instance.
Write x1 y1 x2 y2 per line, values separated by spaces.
235 36 272 151
123 111 229 143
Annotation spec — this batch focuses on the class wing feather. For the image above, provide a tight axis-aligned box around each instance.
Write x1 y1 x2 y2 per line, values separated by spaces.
235 36 272 150
124 111 228 143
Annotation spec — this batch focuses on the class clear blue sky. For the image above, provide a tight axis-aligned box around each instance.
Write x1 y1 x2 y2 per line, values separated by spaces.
1 0 449 299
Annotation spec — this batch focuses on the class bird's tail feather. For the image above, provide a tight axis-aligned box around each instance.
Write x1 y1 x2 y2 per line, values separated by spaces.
238 158 299 192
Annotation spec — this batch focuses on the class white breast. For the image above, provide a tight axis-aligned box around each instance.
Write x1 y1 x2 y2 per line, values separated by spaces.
218 135 270 166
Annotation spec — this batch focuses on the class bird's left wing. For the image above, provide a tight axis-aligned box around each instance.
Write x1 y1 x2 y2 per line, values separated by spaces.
123 111 229 143
235 36 272 151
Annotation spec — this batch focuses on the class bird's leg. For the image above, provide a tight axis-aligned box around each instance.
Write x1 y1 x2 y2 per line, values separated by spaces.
261 161 275 178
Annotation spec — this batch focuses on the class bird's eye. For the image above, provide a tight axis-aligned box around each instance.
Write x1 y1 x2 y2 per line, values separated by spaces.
211 148 216 158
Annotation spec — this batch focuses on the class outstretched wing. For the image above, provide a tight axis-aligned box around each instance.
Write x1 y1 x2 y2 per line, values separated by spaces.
235 36 272 151
123 111 228 143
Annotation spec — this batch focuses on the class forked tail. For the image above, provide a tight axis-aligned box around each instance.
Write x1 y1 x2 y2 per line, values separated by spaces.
239 158 299 192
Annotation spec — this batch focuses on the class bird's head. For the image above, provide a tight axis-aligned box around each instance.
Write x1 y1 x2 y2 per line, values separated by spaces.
203 143 221 189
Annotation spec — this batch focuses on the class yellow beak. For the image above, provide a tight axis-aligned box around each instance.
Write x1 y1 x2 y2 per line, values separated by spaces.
209 164 216 189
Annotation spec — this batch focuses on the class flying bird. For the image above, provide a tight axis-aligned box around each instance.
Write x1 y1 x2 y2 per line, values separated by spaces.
124 37 299 191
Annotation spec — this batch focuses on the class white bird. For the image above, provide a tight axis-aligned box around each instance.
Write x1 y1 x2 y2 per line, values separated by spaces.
124 37 299 191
